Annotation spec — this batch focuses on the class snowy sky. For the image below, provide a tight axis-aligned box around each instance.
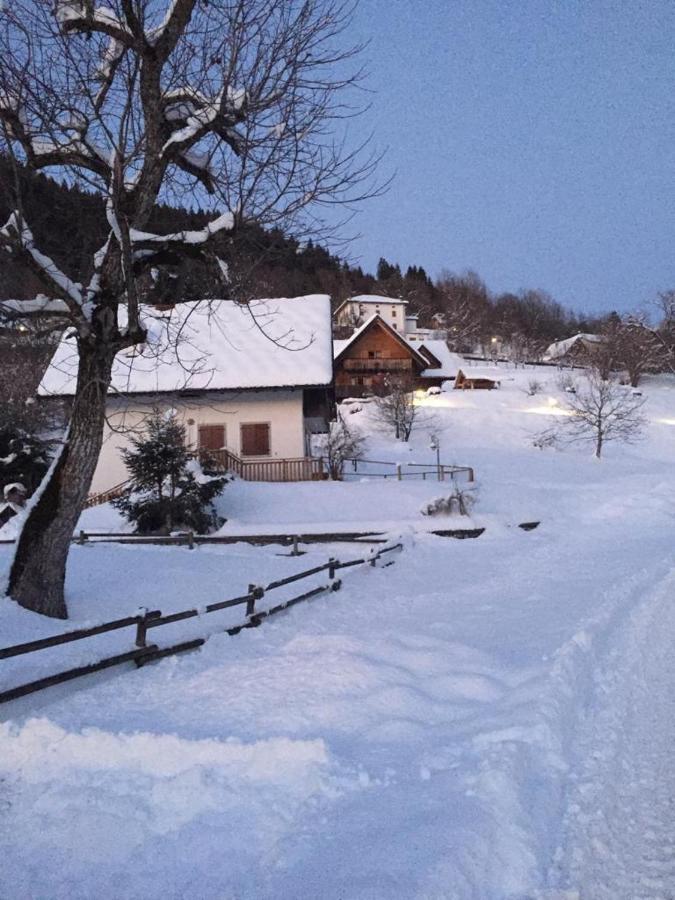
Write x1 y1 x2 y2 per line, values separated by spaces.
347 0 675 315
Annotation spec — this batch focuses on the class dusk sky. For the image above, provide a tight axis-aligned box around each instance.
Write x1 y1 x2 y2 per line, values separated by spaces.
348 0 675 315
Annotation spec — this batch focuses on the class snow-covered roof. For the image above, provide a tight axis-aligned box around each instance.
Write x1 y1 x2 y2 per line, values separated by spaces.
543 333 603 360
415 341 463 379
39 295 333 396
349 294 408 306
456 366 502 382
333 314 429 367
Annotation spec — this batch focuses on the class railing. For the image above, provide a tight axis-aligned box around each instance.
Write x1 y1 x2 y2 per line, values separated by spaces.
342 457 475 483
0 541 403 705
202 448 325 482
342 358 413 372
83 480 130 509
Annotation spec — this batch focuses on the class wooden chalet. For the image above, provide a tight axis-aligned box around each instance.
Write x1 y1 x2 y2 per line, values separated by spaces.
333 314 450 399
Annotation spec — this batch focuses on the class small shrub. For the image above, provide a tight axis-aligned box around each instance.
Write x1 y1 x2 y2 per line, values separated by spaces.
532 429 559 450
421 485 477 517
524 379 543 396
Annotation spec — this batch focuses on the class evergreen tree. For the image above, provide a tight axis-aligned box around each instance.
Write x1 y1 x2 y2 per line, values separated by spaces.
0 428 52 496
112 413 226 535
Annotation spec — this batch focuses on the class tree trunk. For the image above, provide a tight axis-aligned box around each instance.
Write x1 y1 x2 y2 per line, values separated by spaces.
595 431 603 459
7 341 115 618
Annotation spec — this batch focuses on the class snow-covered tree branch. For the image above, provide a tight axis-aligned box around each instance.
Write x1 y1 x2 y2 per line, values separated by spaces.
0 0 382 618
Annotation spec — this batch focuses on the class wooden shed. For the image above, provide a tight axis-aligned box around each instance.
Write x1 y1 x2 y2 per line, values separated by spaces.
454 369 500 390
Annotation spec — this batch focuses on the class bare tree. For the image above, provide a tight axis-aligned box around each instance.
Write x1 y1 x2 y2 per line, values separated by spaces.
435 270 489 353
0 0 381 618
373 375 420 441
318 413 366 480
558 370 646 459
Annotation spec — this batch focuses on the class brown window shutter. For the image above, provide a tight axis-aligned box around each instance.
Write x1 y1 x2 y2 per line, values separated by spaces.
198 424 226 451
241 423 270 456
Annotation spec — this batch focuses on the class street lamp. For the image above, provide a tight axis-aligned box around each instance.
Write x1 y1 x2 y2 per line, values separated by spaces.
429 434 441 482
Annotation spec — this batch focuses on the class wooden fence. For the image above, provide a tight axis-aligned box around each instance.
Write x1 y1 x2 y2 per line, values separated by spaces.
82 480 130 509
204 448 325 482
0 542 403 705
343 457 475 483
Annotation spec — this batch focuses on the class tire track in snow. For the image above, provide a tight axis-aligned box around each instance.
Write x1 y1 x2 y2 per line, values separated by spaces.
555 567 675 899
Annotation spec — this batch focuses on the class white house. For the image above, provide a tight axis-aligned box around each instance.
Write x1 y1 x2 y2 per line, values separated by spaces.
334 295 410 332
39 295 334 493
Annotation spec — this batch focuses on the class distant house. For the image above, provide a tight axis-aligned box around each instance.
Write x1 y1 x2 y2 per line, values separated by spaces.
454 369 500 390
39 296 334 492
333 314 459 399
334 295 409 333
543 333 603 364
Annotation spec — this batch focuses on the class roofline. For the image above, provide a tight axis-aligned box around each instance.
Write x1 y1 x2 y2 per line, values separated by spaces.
333 313 429 368
39 382 332 400
348 296 409 305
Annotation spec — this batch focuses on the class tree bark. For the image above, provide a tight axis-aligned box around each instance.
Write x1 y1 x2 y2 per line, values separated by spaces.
7 341 115 618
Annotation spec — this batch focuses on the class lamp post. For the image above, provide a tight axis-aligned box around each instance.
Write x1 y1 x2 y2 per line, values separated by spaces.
430 434 441 482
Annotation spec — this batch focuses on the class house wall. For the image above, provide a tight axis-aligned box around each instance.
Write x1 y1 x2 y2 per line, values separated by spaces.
90 389 307 493
334 321 423 398
337 300 407 331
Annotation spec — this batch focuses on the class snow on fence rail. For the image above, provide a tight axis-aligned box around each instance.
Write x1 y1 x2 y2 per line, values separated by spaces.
0 530 389 548
0 542 403 706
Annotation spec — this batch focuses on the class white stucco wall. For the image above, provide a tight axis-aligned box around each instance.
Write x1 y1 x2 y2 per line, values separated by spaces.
337 300 407 332
91 389 307 493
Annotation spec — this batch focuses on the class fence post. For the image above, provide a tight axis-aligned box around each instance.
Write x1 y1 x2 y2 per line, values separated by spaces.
291 535 300 556
78 530 87 546
396 464 402 481
328 557 337 580
187 530 195 550
467 467 475 483
247 584 262 617
135 608 149 648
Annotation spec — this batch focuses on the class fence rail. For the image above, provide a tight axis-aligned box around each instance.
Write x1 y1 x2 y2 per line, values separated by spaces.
203 448 325 482
0 542 403 706
343 457 475 483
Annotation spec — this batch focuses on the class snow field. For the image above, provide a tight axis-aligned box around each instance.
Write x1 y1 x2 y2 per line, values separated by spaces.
2 365 675 898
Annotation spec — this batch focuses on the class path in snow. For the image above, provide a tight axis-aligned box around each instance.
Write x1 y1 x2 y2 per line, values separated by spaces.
555 566 675 899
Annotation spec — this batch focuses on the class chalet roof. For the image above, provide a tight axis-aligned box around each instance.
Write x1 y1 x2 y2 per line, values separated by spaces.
456 367 501 382
332 313 429 368
543 333 603 360
415 341 462 379
39 295 333 397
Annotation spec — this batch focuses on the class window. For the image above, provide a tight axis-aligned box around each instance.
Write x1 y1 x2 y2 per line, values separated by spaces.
240 422 271 456
392 307 397 317
368 350 382 359
198 424 226 451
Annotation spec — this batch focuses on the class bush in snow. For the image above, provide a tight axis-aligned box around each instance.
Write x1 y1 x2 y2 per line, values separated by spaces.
112 413 226 534
421 486 477 517
523 378 544 396
557 372 577 394
316 415 366 480
532 428 559 451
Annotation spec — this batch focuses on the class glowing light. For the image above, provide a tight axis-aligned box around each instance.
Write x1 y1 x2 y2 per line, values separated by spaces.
521 405 573 417
656 417 675 426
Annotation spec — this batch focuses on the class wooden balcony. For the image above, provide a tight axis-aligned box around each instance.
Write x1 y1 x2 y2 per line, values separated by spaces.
200 448 325 482
342 358 413 372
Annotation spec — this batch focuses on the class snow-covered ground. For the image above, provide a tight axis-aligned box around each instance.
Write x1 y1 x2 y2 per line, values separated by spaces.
2 364 675 899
